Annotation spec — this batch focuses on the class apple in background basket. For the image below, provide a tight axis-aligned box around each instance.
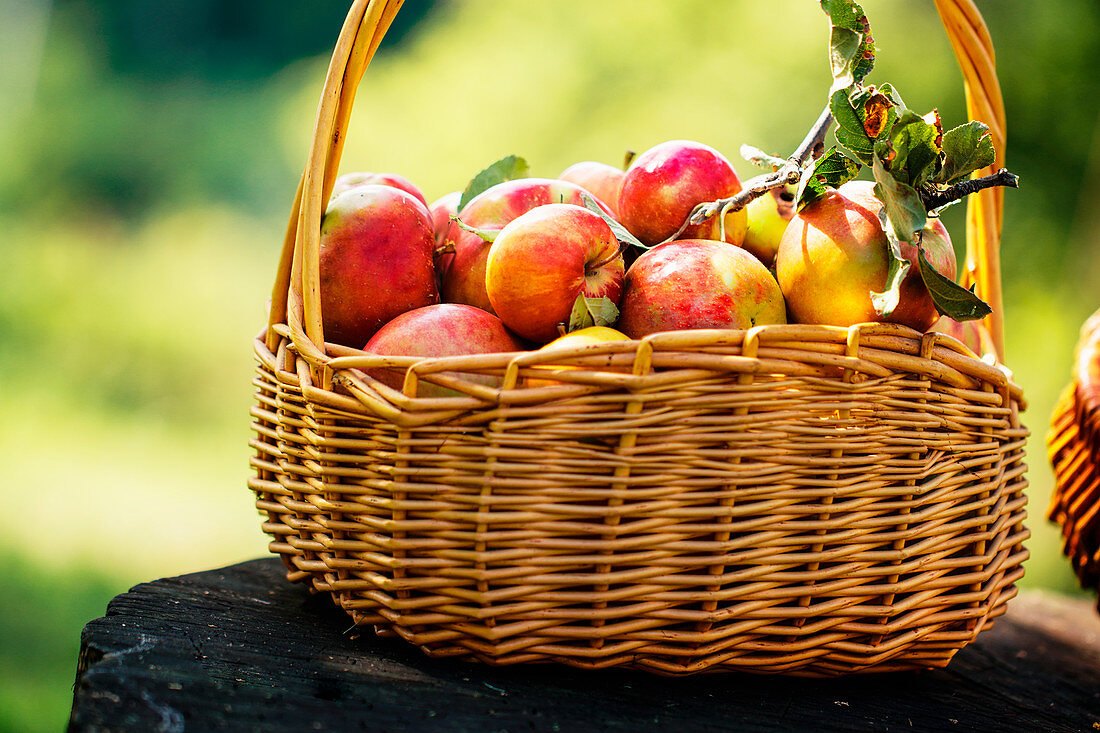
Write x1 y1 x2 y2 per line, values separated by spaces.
362 303 524 399
617 239 786 338
319 184 438 349
774 179 956 332
485 203 625 345
558 160 625 218
330 170 430 210
438 178 615 314
617 139 748 248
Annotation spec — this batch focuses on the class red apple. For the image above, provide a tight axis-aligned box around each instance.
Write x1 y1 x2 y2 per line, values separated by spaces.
774 180 956 332
319 184 438 348
617 139 748 248
428 190 461 248
439 178 614 314
363 303 524 398
617 239 787 337
742 187 796 268
931 315 987 356
331 171 430 210
558 161 625 218
485 203 625 344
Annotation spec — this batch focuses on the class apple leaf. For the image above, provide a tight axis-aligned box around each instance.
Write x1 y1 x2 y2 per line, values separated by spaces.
568 294 620 332
830 84 902 166
937 121 996 186
450 215 499 243
580 191 651 251
873 110 943 188
917 248 992 321
820 0 875 91
871 152 926 245
870 250 911 318
795 146 861 210
458 154 531 212
741 144 787 171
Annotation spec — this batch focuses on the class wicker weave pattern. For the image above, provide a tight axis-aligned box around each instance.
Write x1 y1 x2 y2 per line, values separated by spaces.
246 0 1030 675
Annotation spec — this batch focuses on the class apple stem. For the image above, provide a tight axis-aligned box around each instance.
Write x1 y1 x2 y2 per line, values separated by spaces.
921 168 1019 212
671 106 834 238
588 246 625 273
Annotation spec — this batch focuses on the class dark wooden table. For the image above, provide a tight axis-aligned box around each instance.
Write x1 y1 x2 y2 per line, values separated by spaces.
69 558 1100 732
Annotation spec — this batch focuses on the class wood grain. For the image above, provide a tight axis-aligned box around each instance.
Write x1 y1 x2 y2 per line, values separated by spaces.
69 558 1100 732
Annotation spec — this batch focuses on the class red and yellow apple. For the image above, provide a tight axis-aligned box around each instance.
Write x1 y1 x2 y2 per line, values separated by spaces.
330 170 430 210
362 303 524 398
742 187 796 268
617 239 787 338
319 184 438 348
485 203 625 344
439 178 614 313
558 161 625 218
774 180 956 331
617 139 748 248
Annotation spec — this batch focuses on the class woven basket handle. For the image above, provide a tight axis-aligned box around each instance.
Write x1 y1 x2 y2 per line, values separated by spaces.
269 0 1008 363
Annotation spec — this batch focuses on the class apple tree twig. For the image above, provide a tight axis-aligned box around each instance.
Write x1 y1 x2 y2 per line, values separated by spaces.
668 107 834 240
921 168 1019 212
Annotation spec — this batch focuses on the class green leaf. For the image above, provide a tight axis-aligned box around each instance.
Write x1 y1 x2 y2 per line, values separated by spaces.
458 154 531 212
450 215 498 243
741 144 787 171
871 152 926 245
938 121 995 185
830 85 901 166
820 0 875 90
567 294 620 332
568 294 594 332
795 147 861 210
870 249 910 318
917 248 993 321
580 191 652 251
874 110 943 188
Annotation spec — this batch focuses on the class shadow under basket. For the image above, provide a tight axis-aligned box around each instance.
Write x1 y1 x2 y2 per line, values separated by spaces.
247 0 1028 676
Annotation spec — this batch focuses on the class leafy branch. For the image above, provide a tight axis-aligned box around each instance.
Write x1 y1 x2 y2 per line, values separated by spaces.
687 0 1017 323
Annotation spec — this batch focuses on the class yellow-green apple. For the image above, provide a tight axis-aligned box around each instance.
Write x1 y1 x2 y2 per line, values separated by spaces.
617 239 786 337
485 203 625 344
331 171 430 210
558 161 625 218
319 184 438 348
775 180 956 331
362 303 524 398
439 178 614 314
526 325 631 388
428 190 461 247
617 139 748 248
742 187 796 268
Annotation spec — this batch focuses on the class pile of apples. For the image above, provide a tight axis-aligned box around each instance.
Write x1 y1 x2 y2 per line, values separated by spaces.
317 138 961 393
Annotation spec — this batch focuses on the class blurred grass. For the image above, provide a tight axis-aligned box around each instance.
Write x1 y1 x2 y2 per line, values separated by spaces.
1 1 1097 730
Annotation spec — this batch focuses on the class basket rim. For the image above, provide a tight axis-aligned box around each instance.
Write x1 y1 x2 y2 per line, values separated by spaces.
260 320 1025 428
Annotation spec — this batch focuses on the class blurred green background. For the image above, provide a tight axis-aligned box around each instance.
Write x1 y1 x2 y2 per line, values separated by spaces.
2 1 1098 730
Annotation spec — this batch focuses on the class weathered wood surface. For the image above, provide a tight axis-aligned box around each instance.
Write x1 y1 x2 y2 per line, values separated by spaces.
69 558 1100 732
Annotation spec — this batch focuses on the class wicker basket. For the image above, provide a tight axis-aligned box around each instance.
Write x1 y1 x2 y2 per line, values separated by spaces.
248 0 1028 676
1047 309 1100 609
